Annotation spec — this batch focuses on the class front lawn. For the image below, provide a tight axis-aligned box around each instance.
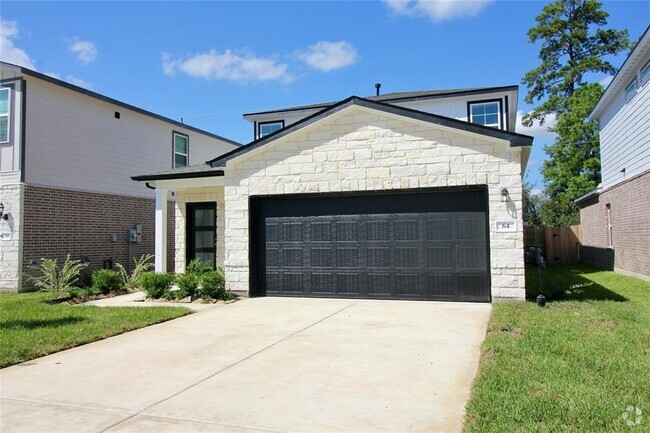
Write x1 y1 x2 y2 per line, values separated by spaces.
0 292 191 368
464 265 649 432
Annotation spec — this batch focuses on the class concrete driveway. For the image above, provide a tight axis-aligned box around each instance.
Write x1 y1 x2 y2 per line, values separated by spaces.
0 298 491 433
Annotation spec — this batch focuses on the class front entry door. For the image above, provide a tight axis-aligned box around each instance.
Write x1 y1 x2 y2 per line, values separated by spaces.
186 203 216 268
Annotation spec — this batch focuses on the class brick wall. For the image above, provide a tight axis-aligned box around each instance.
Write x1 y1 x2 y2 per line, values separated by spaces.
579 170 650 278
21 185 175 288
223 107 525 300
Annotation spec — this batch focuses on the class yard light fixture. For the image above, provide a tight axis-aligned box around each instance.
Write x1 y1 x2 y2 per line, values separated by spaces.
0 202 7 220
501 188 509 202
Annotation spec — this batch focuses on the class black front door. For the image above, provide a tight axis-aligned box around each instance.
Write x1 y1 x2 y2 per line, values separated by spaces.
186 203 216 268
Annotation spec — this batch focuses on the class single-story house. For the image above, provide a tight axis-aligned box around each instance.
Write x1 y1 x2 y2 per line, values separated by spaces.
133 88 533 302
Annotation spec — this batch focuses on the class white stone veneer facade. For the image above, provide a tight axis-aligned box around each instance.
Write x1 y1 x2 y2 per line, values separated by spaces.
220 107 525 300
0 184 25 291
174 188 225 274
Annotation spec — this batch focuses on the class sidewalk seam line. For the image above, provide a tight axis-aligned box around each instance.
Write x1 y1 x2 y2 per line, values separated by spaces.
98 301 357 433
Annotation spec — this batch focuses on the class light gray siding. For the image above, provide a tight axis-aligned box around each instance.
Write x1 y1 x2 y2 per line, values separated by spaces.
21 77 237 198
599 71 650 189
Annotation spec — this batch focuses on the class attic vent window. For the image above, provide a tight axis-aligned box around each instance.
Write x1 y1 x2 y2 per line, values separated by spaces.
114 111 121 119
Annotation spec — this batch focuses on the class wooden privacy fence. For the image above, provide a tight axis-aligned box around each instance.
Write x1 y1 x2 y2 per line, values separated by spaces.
524 225 582 265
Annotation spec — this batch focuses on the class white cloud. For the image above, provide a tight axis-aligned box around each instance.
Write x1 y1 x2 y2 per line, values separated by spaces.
530 188 543 197
297 41 358 72
69 40 97 64
162 49 293 83
0 19 37 69
516 110 557 142
383 0 494 22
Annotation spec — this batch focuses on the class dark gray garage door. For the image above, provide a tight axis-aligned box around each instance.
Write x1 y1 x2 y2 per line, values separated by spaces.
250 187 490 302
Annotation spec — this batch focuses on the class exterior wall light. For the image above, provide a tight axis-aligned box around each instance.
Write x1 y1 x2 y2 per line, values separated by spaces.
501 188 510 203
0 202 8 220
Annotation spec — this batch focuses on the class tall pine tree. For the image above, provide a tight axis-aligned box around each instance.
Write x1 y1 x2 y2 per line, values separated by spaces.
522 0 629 226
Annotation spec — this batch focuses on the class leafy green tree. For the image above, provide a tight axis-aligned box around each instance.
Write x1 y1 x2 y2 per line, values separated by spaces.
523 180 544 228
522 0 628 126
541 83 603 226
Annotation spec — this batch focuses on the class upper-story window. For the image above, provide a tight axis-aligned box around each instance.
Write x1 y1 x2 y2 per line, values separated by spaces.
258 120 284 138
641 59 650 85
468 101 501 128
0 88 10 143
624 79 637 102
173 132 189 168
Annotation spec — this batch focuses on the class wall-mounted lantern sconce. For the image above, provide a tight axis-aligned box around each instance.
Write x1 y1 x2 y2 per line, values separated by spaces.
0 202 8 220
501 188 510 203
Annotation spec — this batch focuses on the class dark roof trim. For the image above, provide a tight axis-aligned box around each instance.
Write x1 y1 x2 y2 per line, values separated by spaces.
210 96 533 167
1 61 241 147
131 169 224 182
243 86 519 117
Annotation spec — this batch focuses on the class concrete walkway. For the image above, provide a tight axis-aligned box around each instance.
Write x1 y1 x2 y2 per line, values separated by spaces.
0 297 491 433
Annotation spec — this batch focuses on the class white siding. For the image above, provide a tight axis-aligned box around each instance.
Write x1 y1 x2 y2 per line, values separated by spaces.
599 69 650 189
23 77 237 198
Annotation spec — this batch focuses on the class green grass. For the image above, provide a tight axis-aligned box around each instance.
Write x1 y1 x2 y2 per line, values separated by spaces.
0 291 191 368
464 264 650 433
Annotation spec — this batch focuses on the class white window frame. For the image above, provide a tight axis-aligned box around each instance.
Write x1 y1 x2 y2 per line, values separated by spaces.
624 78 637 102
0 87 10 144
258 120 284 138
641 59 650 86
173 132 189 168
468 100 502 129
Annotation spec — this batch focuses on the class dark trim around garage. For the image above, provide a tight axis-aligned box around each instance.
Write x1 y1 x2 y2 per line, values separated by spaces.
249 185 492 302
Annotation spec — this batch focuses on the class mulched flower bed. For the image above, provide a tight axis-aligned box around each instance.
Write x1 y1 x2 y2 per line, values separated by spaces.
47 288 139 305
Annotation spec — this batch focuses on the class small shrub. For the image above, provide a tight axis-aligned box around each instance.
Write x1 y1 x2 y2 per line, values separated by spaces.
116 254 154 288
139 272 175 299
175 259 212 298
175 273 199 297
199 268 227 300
28 255 88 298
92 269 124 294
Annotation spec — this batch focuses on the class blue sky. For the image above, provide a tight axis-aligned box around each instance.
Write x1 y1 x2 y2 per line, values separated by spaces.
1 1 647 190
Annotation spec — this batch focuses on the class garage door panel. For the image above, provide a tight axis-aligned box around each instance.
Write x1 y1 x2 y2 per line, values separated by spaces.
426 246 455 270
253 189 490 302
457 246 487 271
394 247 420 268
337 274 361 295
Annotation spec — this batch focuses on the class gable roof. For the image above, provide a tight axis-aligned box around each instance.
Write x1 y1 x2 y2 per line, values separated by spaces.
590 25 650 121
243 86 519 117
0 61 241 146
210 96 533 167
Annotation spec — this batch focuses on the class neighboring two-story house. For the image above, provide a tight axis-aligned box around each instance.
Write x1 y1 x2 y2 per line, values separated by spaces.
133 85 533 302
576 28 650 280
0 61 239 291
